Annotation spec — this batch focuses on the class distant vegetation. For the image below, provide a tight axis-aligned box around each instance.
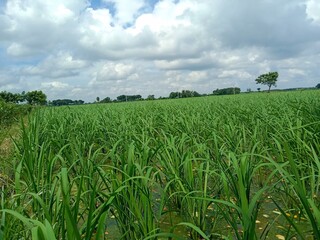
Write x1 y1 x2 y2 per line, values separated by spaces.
116 94 142 102
50 99 85 106
169 90 201 99
212 87 240 95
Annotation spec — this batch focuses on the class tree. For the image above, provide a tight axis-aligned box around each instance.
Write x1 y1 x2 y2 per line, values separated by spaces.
169 92 179 99
147 95 155 100
25 90 47 105
51 99 84 106
0 91 21 103
116 94 142 102
96 97 100 102
100 97 111 103
255 72 278 93
316 83 320 89
169 90 200 99
212 87 240 95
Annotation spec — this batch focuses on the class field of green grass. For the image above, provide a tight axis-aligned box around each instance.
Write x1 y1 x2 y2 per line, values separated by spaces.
1 90 320 239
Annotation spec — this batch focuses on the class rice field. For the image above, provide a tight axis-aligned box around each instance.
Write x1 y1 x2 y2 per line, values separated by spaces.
1 90 320 239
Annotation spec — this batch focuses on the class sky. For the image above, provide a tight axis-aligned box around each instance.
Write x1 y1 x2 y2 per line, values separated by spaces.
0 0 320 102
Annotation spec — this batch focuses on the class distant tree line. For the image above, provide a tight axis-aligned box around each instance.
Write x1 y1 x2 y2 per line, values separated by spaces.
0 90 47 105
49 99 85 106
116 95 142 102
98 88 240 104
212 87 241 95
168 90 201 99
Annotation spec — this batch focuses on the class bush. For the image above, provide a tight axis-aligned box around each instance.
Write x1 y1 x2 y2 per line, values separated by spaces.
0 100 32 127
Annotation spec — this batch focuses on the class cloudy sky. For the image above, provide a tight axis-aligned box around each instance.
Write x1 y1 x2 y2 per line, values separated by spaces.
0 0 320 101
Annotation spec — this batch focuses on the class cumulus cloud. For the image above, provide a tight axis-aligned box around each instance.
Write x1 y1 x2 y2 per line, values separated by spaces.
306 0 320 24
0 0 320 101
95 62 135 82
22 52 88 78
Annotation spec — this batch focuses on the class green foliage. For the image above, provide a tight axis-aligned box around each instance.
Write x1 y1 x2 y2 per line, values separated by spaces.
212 87 241 95
316 83 320 89
50 99 84 106
147 95 155 100
255 72 279 92
116 94 142 102
0 100 31 127
0 91 25 103
100 96 112 103
25 90 47 105
169 90 200 98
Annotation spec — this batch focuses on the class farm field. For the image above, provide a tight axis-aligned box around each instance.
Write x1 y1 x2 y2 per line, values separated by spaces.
1 90 320 239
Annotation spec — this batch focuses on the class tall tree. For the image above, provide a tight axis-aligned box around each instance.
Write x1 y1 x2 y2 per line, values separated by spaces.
25 90 47 105
255 72 278 93
100 97 111 103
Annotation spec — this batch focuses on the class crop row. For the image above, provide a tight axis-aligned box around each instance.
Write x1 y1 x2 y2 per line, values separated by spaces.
1 91 320 239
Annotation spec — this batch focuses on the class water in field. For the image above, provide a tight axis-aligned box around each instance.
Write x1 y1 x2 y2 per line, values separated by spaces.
100 192 313 239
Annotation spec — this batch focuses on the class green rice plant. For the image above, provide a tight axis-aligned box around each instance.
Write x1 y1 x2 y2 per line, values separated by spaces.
268 137 320 239
98 143 159 239
179 160 216 239
214 150 276 240
1 90 319 239
3 109 114 239
157 133 190 211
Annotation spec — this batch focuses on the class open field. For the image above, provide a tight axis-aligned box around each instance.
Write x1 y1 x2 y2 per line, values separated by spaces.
1 90 320 239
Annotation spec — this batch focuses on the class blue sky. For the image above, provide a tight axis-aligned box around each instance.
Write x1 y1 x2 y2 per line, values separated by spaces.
0 0 320 101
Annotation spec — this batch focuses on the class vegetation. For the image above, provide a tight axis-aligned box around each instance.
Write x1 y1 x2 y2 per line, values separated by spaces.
50 99 85 106
255 72 278 92
100 97 112 103
117 94 142 102
0 90 47 105
25 90 47 105
0 90 320 239
169 90 201 99
0 100 31 128
212 87 240 95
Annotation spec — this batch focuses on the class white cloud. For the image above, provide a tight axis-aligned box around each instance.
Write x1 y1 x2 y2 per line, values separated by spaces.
1 0 320 101
22 52 88 78
95 62 135 81
7 42 34 56
41 81 70 90
306 0 320 24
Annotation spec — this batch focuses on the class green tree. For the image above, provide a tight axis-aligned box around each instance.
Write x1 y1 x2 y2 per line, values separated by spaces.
25 90 47 105
316 83 320 89
100 97 111 103
255 72 278 93
212 87 241 95
169 92 179 99
147 95 155 100
0 91 21 103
